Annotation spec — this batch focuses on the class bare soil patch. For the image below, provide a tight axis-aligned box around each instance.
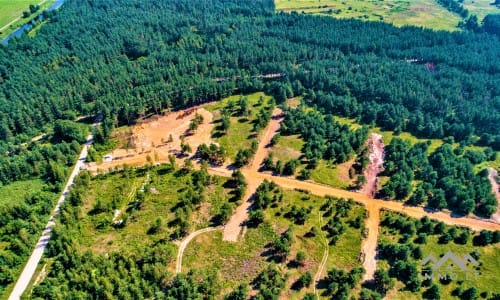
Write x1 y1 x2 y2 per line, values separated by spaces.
488 168 500 223
87 107 215 173
361 133 384 198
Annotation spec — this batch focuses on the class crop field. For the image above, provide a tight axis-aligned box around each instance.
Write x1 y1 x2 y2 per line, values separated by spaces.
275 0 464 31
0 0 55 39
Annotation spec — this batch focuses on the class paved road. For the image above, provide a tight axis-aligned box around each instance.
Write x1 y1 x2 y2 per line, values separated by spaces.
9 122 98 300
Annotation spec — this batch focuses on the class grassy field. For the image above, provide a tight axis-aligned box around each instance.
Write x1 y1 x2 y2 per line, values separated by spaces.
379 211 500 299
0 0 56 40
0 179 46 205
207 92 274 160
310 159 355 189
71 165 234 257
463 0 500 21
272 134 304 162
183 187 367 299
275 0 464 31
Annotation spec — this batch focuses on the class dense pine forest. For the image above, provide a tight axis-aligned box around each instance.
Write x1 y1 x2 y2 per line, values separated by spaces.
0 0 499 148
0 0 499 298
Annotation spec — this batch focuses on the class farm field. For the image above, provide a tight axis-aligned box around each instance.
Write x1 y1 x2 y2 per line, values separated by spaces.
0 0 55 40
275 0 498 31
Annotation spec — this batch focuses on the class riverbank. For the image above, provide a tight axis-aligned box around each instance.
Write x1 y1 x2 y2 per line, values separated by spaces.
1 0 64 45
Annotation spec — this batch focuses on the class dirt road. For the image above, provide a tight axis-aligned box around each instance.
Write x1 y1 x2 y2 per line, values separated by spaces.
214 106 499 282
176 227 222 273
222 108 283 241
488 168 500 223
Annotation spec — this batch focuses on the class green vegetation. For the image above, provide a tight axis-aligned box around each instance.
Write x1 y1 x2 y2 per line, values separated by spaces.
0 0 499 297
375 211 500 299
310 159 354 189
275 0 463 31
0 0 56 40
271 134 304 162
184 181 367 299
29 164 241 298
380 138 497 217
264 107 367 188
0 180 58 297
208 92 274 161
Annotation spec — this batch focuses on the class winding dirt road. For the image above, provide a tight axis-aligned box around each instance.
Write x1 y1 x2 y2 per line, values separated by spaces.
176 227 222 273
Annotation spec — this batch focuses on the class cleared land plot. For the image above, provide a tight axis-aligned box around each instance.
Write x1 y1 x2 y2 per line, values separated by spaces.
74 166 233 258
87 106 215 173
275 0 463 31
183 188 366 299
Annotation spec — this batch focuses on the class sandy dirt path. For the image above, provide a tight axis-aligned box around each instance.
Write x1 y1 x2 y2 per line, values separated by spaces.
314 212 328 298
488 168 500 223
243 172 500 231
362 133 384 198
176 227 222 273
222 108 283 241
360 202 380 281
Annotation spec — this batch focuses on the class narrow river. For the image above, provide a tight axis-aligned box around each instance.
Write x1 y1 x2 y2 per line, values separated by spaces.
1 0 65 45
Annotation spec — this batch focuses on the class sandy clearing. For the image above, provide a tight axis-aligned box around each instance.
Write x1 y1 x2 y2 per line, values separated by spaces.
87 107 215 173
488 168 500 223
362 133 384 198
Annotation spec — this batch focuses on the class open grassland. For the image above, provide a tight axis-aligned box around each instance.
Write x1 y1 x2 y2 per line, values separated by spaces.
463 0 500 21
207 92 274 159
183 187 366 299
0 0 56 40
310 159 355 189
0 179 45 205
379 211 500 299
275 0 463 31
74 165 233 256
270 133 356 189
272 134 304 162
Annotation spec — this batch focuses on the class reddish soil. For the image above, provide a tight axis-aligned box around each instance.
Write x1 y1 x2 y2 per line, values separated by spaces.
362 133 384 198
87 107 214 173
488 168 500 223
